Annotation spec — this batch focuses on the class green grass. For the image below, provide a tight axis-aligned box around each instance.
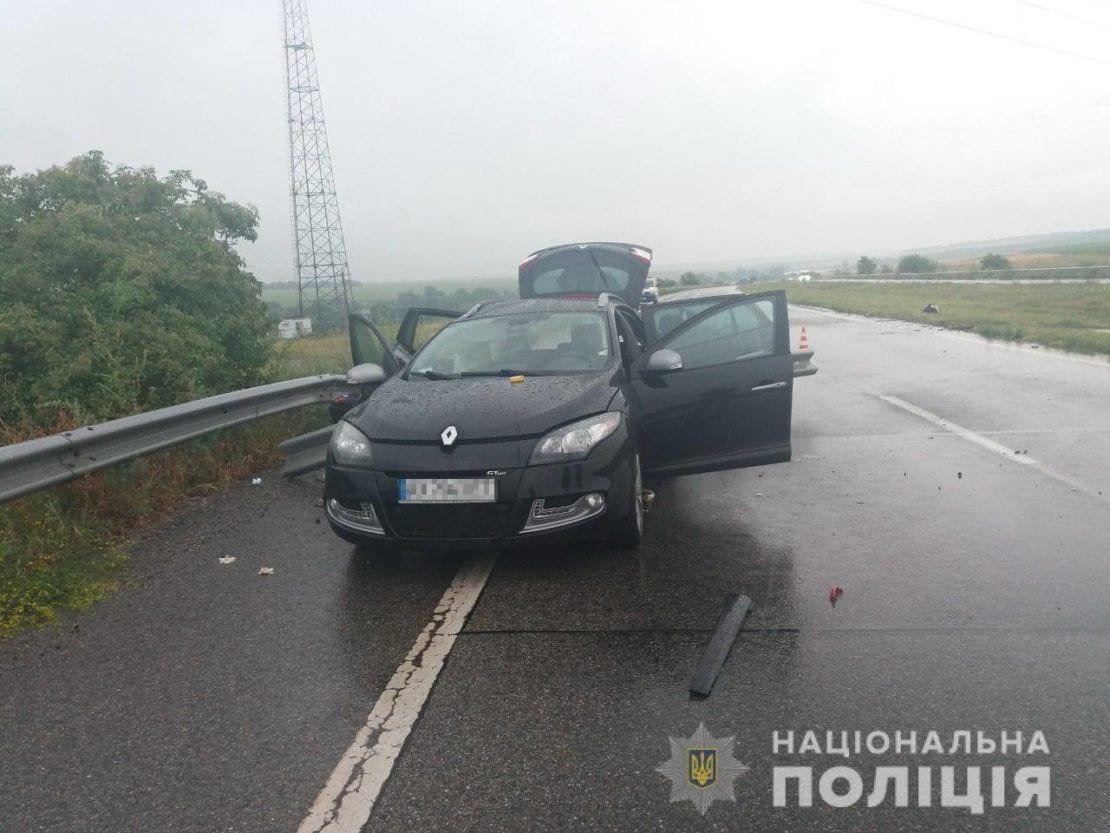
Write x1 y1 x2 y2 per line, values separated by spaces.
1041 241 1110 259
763 281 1110 355
0 339 339 638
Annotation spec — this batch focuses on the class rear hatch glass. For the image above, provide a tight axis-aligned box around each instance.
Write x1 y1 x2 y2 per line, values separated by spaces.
519 243 651 308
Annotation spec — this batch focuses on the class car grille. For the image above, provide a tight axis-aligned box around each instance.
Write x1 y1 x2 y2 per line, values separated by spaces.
384 503 513 540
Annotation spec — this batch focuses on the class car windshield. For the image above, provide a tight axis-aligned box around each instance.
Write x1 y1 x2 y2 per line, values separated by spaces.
407 311 611 378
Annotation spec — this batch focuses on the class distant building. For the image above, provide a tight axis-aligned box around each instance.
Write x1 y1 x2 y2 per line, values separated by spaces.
278 317 313 339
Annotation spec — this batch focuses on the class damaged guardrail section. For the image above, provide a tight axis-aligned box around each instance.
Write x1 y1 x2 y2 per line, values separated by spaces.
0 375 345 505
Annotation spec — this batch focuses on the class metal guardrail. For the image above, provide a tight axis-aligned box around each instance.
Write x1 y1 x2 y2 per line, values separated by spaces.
0 375 345 505
279 425 335 478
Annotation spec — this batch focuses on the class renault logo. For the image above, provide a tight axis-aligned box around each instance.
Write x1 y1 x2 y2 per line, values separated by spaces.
440 425 458 447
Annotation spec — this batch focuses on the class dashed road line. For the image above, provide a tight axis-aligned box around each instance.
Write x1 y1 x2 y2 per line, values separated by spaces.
298 552 498 833
879 395 1106 503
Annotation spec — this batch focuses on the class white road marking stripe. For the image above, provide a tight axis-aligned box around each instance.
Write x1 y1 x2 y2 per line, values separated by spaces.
298 552 498 833
879 395 1106 503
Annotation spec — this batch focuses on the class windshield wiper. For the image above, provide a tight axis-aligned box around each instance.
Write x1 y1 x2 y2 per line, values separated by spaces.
459 369 529 378
586 248 615 291
409 368 456 380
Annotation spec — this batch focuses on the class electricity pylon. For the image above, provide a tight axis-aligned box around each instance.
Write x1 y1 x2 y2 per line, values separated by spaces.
283 0 353 332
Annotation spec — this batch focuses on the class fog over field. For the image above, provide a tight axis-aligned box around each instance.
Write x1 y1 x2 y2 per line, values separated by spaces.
3 0 1108 282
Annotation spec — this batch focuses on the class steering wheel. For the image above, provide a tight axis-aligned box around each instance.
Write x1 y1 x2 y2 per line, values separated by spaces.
545 351 598 371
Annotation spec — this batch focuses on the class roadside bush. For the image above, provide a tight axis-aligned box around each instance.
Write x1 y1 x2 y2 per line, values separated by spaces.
0 152 271 430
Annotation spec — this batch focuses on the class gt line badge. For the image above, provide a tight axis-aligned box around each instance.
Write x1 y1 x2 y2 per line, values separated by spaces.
656 723 749 815
440 425 458 447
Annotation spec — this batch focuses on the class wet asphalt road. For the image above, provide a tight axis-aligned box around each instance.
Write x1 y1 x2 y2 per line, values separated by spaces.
1 307 1108 832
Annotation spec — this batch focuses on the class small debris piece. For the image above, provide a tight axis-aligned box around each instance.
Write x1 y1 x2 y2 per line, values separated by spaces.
957 472 963 479
251 477 262 485
315 498 324 507
829 586 843 606
218 556 236 565
258 567 274 576
922 304 939 314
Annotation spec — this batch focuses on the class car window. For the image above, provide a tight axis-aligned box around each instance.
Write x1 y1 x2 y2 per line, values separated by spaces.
662 299 776 369
528 250 633 296
407 311 611 377
350 318 388 368
652 300 719 338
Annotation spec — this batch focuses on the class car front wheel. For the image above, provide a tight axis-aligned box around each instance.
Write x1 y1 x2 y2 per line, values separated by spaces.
610 450 644 549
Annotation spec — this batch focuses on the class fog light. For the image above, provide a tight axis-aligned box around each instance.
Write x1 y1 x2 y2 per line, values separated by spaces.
521 493 606 534
326 498 385 534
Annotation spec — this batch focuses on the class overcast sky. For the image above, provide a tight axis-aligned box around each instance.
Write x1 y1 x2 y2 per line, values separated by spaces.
3 0 1108 282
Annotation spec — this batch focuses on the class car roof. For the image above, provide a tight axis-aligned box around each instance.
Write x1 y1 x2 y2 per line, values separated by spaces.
656 284 747 304
466 297 622 319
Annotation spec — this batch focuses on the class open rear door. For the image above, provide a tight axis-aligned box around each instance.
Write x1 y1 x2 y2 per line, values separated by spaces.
630 291 793 477
393 308 462 365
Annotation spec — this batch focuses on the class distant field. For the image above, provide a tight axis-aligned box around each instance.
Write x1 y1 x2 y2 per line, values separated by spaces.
261 276 515 310
764 280 1110 356
265 275 1110 360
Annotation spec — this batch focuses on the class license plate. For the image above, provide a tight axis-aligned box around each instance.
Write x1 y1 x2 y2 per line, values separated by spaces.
397 477 497 504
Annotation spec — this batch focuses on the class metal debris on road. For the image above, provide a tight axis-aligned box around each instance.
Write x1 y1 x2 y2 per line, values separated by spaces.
217 556 236 565
251 477 262 485
688 593 751 698
258 567 274 576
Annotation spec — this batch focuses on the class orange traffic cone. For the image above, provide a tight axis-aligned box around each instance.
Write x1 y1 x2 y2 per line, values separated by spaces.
798 325 809 350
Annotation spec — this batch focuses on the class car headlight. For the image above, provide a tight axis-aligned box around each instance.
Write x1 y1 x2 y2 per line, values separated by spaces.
530 412 621 464
330 420 374 466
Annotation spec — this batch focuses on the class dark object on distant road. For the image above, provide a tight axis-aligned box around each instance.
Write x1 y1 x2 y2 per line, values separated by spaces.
922 304 939 314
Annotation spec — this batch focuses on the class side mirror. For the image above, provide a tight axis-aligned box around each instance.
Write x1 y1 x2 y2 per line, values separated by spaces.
644 349 683 372
346 362 387 386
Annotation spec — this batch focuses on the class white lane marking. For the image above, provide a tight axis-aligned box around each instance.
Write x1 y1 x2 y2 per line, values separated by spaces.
879 395 1106 503
298 552 498 833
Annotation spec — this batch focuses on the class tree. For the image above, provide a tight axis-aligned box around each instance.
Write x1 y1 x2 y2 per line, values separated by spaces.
980 253 1011 270
679 271 700 286
897 254 939 274
0 152 271 429
857 256 877 275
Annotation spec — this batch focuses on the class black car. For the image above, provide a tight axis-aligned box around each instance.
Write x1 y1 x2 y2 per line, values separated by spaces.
323 246 799 551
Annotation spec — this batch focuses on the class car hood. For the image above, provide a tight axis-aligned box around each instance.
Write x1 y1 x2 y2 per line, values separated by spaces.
350 372 618 443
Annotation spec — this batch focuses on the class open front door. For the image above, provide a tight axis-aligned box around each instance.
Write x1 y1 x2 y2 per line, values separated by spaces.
393 308 462 366
630 291 793 477
349 314 401 376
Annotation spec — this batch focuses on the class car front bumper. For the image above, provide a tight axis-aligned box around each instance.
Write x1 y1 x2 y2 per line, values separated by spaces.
323 422 636 549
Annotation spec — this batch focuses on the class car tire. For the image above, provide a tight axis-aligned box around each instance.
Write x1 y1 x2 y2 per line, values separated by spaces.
610 450 644 549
